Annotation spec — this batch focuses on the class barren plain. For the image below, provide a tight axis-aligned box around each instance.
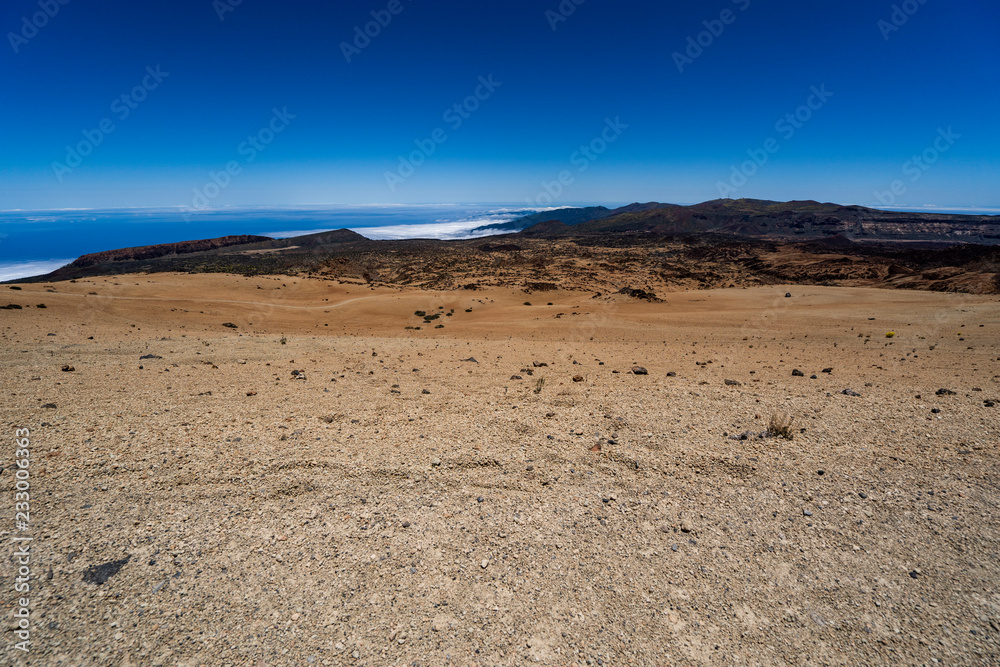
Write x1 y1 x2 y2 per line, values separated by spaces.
2 273 999 666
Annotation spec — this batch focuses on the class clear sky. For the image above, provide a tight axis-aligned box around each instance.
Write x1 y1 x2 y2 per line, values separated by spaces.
1 0 998 210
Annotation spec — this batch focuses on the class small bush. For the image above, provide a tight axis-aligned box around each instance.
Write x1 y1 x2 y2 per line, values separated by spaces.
533 377 545 394
767 411 794 440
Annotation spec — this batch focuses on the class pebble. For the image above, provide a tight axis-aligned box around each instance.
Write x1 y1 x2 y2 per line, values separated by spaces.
631 366 648 375
792 369 805 377
803 509 813 516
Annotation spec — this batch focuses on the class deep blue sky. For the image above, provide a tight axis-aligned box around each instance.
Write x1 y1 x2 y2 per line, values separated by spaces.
1 0 998 210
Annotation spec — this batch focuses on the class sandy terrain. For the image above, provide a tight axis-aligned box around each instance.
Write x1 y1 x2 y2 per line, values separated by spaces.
2 273 999 666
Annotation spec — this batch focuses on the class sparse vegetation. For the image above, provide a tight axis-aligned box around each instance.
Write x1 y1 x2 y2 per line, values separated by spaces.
767 411 795 440
534 377 545 394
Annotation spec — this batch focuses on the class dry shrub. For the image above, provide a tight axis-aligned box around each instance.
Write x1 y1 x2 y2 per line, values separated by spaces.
768 411 794 440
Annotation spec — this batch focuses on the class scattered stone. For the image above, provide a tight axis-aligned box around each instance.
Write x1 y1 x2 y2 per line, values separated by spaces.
909 570 920 579
510 375 522 380
935 388 956 396
460 357 479 363
792 369 805 377
61 365 75 372
430 458 441 467
631 366 648 375
931 408 940 414
533 361 548 367
822 368 833 373
810 375 818 379
421 389 430 395
803 509 813 517
139 354 162 360
842 389 862 397
858 492 868 499
291 370 306 380
82 556 131 585
724 379 742 386
666 371 676 377
222 322 238 329
785 292 792 298
41 403 57 409
1 304 23 310
573 375 584 382
985 400 996 408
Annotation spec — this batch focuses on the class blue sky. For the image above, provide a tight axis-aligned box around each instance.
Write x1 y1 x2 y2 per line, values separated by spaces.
1 0 998 210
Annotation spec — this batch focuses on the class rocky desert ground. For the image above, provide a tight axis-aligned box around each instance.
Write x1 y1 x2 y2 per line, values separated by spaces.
2 273 999 666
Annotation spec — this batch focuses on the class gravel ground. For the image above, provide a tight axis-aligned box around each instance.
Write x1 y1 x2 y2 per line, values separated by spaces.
1 275 999 666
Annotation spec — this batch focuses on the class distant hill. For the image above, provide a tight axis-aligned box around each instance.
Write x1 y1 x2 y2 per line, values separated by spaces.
8 200 999 294
472 207 613 233
518 198 1000 243
68 235 272 268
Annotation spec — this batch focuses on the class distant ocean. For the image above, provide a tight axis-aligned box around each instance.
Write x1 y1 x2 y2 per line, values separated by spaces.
0 204 575 281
